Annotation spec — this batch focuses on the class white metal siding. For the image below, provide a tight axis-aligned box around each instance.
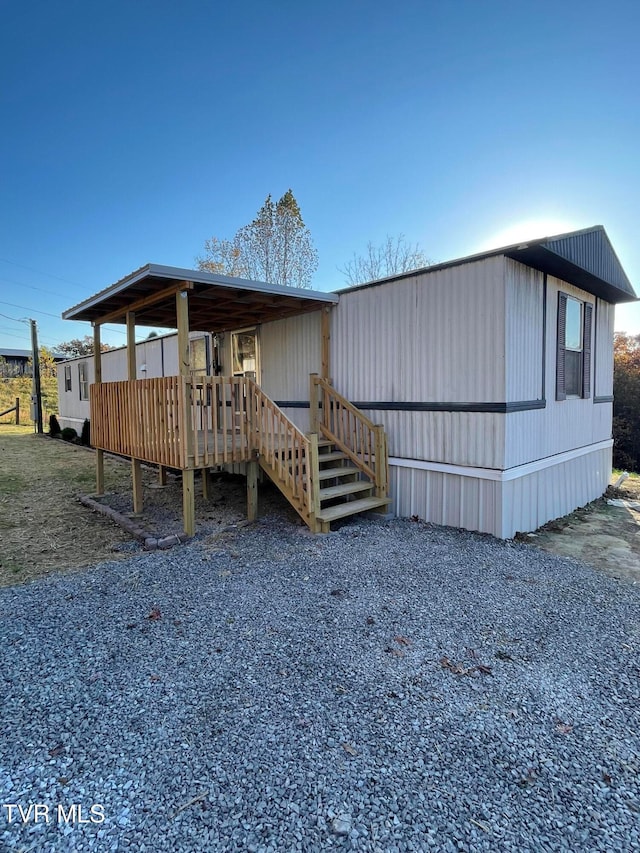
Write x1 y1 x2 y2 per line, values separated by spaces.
332 257 506 402
595 298 614 398
500 445 611 537
57 357 93 424
390 465 503 536
366 410 504 469
330 257 506 469
504 259 544 402
504 275 606 468
259 312 322 401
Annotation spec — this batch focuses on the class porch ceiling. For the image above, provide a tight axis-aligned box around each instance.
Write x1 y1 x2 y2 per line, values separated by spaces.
62 264 339 330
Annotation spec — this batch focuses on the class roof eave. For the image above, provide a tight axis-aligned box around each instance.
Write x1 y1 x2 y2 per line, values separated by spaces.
507 246 638 304
62 264 338 323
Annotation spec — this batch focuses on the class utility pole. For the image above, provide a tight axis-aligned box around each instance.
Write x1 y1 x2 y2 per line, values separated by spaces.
30 319 43 434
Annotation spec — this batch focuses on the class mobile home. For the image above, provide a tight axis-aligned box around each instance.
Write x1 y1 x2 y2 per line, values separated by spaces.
59 226 635 538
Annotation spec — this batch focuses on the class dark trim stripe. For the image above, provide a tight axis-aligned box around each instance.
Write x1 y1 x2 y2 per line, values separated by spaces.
275 400 547 413
593 395 613 404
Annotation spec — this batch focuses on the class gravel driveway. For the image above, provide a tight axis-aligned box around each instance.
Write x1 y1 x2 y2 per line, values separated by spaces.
1 516 639 852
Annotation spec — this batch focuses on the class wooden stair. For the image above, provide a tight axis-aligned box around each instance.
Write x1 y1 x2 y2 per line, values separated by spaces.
314 439 390 530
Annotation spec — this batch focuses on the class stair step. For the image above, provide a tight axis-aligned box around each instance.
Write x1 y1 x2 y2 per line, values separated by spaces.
317 496 392 523
319 481 373 501
317 465 359 481
317 439 333 448
317 450 348 463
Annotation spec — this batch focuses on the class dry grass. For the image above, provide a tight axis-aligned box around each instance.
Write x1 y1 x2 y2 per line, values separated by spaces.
0 376 59 427
0 425 136 587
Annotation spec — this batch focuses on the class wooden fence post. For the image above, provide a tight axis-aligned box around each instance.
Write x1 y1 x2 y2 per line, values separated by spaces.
15 397 19 425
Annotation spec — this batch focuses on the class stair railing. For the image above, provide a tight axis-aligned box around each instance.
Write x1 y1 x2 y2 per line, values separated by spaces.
246 378 318 526
310 374 388 499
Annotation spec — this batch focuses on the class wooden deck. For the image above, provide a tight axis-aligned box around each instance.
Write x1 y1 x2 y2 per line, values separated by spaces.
90 374 389 535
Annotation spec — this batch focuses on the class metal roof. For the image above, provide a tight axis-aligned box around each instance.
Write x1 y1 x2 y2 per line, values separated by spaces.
338 226 636 304
0 348 31 359
62 264 339 330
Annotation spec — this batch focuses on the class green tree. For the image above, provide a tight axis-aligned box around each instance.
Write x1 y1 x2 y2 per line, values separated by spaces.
197 190 318 288
613 332 640 471
340 234 431 286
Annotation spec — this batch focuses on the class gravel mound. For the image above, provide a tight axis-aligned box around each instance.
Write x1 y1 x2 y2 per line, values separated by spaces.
1 517 639 852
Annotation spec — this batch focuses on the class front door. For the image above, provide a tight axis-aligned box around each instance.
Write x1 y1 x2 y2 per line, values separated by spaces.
230 329 258 432
231 329 258 380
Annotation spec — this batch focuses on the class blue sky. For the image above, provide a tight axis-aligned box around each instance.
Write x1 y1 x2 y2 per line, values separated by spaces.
1 0 639 351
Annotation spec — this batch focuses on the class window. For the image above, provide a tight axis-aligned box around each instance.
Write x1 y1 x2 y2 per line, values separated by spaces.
78 363 89 401
64 365 72 392
556 293 592 400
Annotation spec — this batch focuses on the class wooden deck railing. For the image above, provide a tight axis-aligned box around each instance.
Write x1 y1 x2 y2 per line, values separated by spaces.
310 374 388 497
91 377 184 467
246 378 314 524
189 376 252 468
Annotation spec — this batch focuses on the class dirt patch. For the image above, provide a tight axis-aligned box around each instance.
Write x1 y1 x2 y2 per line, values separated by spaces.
523 477 640 583
0 426 133 586
0 425 300 588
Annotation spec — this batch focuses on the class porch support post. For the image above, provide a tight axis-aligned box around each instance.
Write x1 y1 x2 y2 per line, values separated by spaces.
309 373 320 434
177 288 195 536
93 322 104 496
202 469 209 500
321 306 331 381
127 311 143 514
247 459 258 521
158 466 167 486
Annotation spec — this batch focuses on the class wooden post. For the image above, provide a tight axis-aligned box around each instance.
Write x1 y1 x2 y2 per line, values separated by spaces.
177 288 195 536
247 459 258 521
309 373 320 434
15 397 19 425
93 323 104 496
158 465 167 486
307 432 321 533
127 311 143 513
374 424 387 498
202 468 209 499
182 469 195 537
321 306 331 380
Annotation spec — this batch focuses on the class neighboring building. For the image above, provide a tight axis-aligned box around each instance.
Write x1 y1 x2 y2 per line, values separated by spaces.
0 348 31 375
58 226 636 538
0 347 64 377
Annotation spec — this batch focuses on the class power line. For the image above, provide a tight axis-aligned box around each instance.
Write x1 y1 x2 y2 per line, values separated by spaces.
0 275 71 300
0 300 61 319
0 257 87 290
0 311 29 324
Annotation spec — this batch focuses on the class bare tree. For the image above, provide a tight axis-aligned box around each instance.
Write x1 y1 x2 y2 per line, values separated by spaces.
340 234 431 286
195 236 248 278
197 190 319 288
55 336 114 358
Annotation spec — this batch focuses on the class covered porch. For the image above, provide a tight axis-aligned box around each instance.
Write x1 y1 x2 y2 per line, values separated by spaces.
63 267 389 535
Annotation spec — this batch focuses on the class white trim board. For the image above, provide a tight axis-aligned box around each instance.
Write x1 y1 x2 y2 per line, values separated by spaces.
389 440 613 483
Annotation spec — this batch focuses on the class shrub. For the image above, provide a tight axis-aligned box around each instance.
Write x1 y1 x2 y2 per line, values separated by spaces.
61 427 77 442
48 414 62 437
80 418 91 446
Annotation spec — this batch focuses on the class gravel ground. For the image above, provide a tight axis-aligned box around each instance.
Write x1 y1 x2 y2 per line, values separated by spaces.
1 516 639 852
